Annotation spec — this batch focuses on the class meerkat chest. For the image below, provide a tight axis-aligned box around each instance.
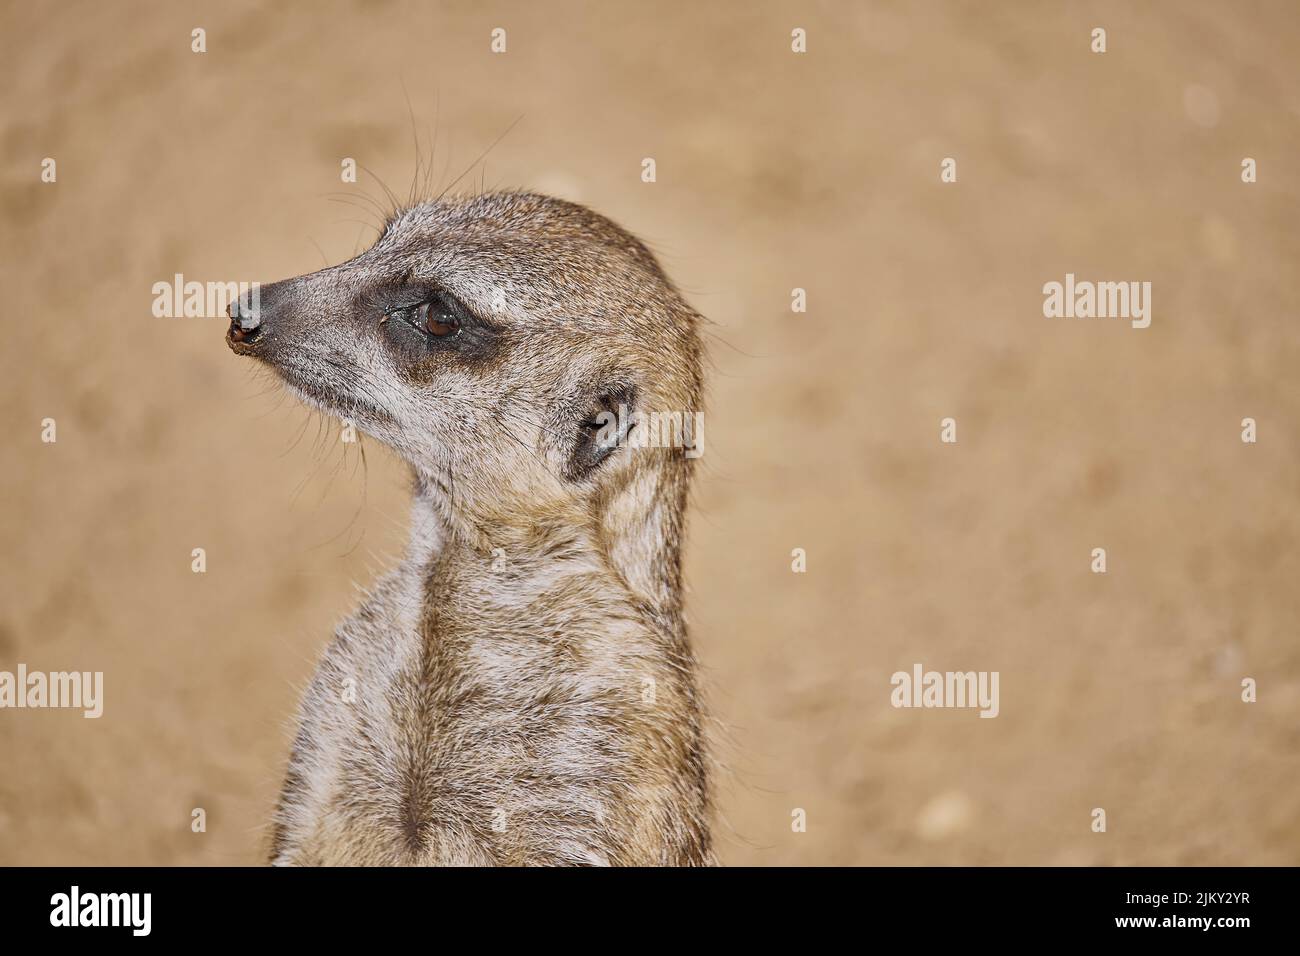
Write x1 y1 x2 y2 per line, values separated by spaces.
290 572 645 864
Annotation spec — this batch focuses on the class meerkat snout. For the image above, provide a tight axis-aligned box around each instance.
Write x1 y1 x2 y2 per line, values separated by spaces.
230 191 712 866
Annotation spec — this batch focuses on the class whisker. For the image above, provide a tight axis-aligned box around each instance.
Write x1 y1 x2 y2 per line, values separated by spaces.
437 114 523 201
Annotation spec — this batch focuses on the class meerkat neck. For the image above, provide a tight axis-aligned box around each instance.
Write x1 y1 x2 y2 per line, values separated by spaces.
405 467 686 626
596 464 689 618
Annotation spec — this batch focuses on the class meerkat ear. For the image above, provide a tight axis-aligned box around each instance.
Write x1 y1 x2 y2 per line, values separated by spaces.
566 382 637 481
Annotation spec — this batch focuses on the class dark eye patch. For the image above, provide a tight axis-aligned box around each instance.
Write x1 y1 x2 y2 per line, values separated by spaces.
385 294 463 337
361 279 503 375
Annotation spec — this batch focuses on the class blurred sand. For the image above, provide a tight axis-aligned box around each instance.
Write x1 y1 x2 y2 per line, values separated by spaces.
1 0 1298 865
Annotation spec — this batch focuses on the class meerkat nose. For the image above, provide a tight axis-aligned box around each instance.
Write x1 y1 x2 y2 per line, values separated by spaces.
227 297 264 345
228 298 262 331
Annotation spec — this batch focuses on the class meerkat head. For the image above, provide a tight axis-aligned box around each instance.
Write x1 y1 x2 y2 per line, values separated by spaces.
227 191 703 570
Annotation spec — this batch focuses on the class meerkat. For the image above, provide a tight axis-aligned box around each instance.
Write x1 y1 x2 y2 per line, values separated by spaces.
226 191 711 865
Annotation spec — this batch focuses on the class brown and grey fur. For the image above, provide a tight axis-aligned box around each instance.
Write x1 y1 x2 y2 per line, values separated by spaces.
227 192 710 865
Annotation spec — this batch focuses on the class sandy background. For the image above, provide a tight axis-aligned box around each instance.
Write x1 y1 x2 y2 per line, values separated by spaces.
1 0 1298 866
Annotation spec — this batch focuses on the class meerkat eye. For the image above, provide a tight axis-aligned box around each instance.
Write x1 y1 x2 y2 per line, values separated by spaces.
417 297 461 337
